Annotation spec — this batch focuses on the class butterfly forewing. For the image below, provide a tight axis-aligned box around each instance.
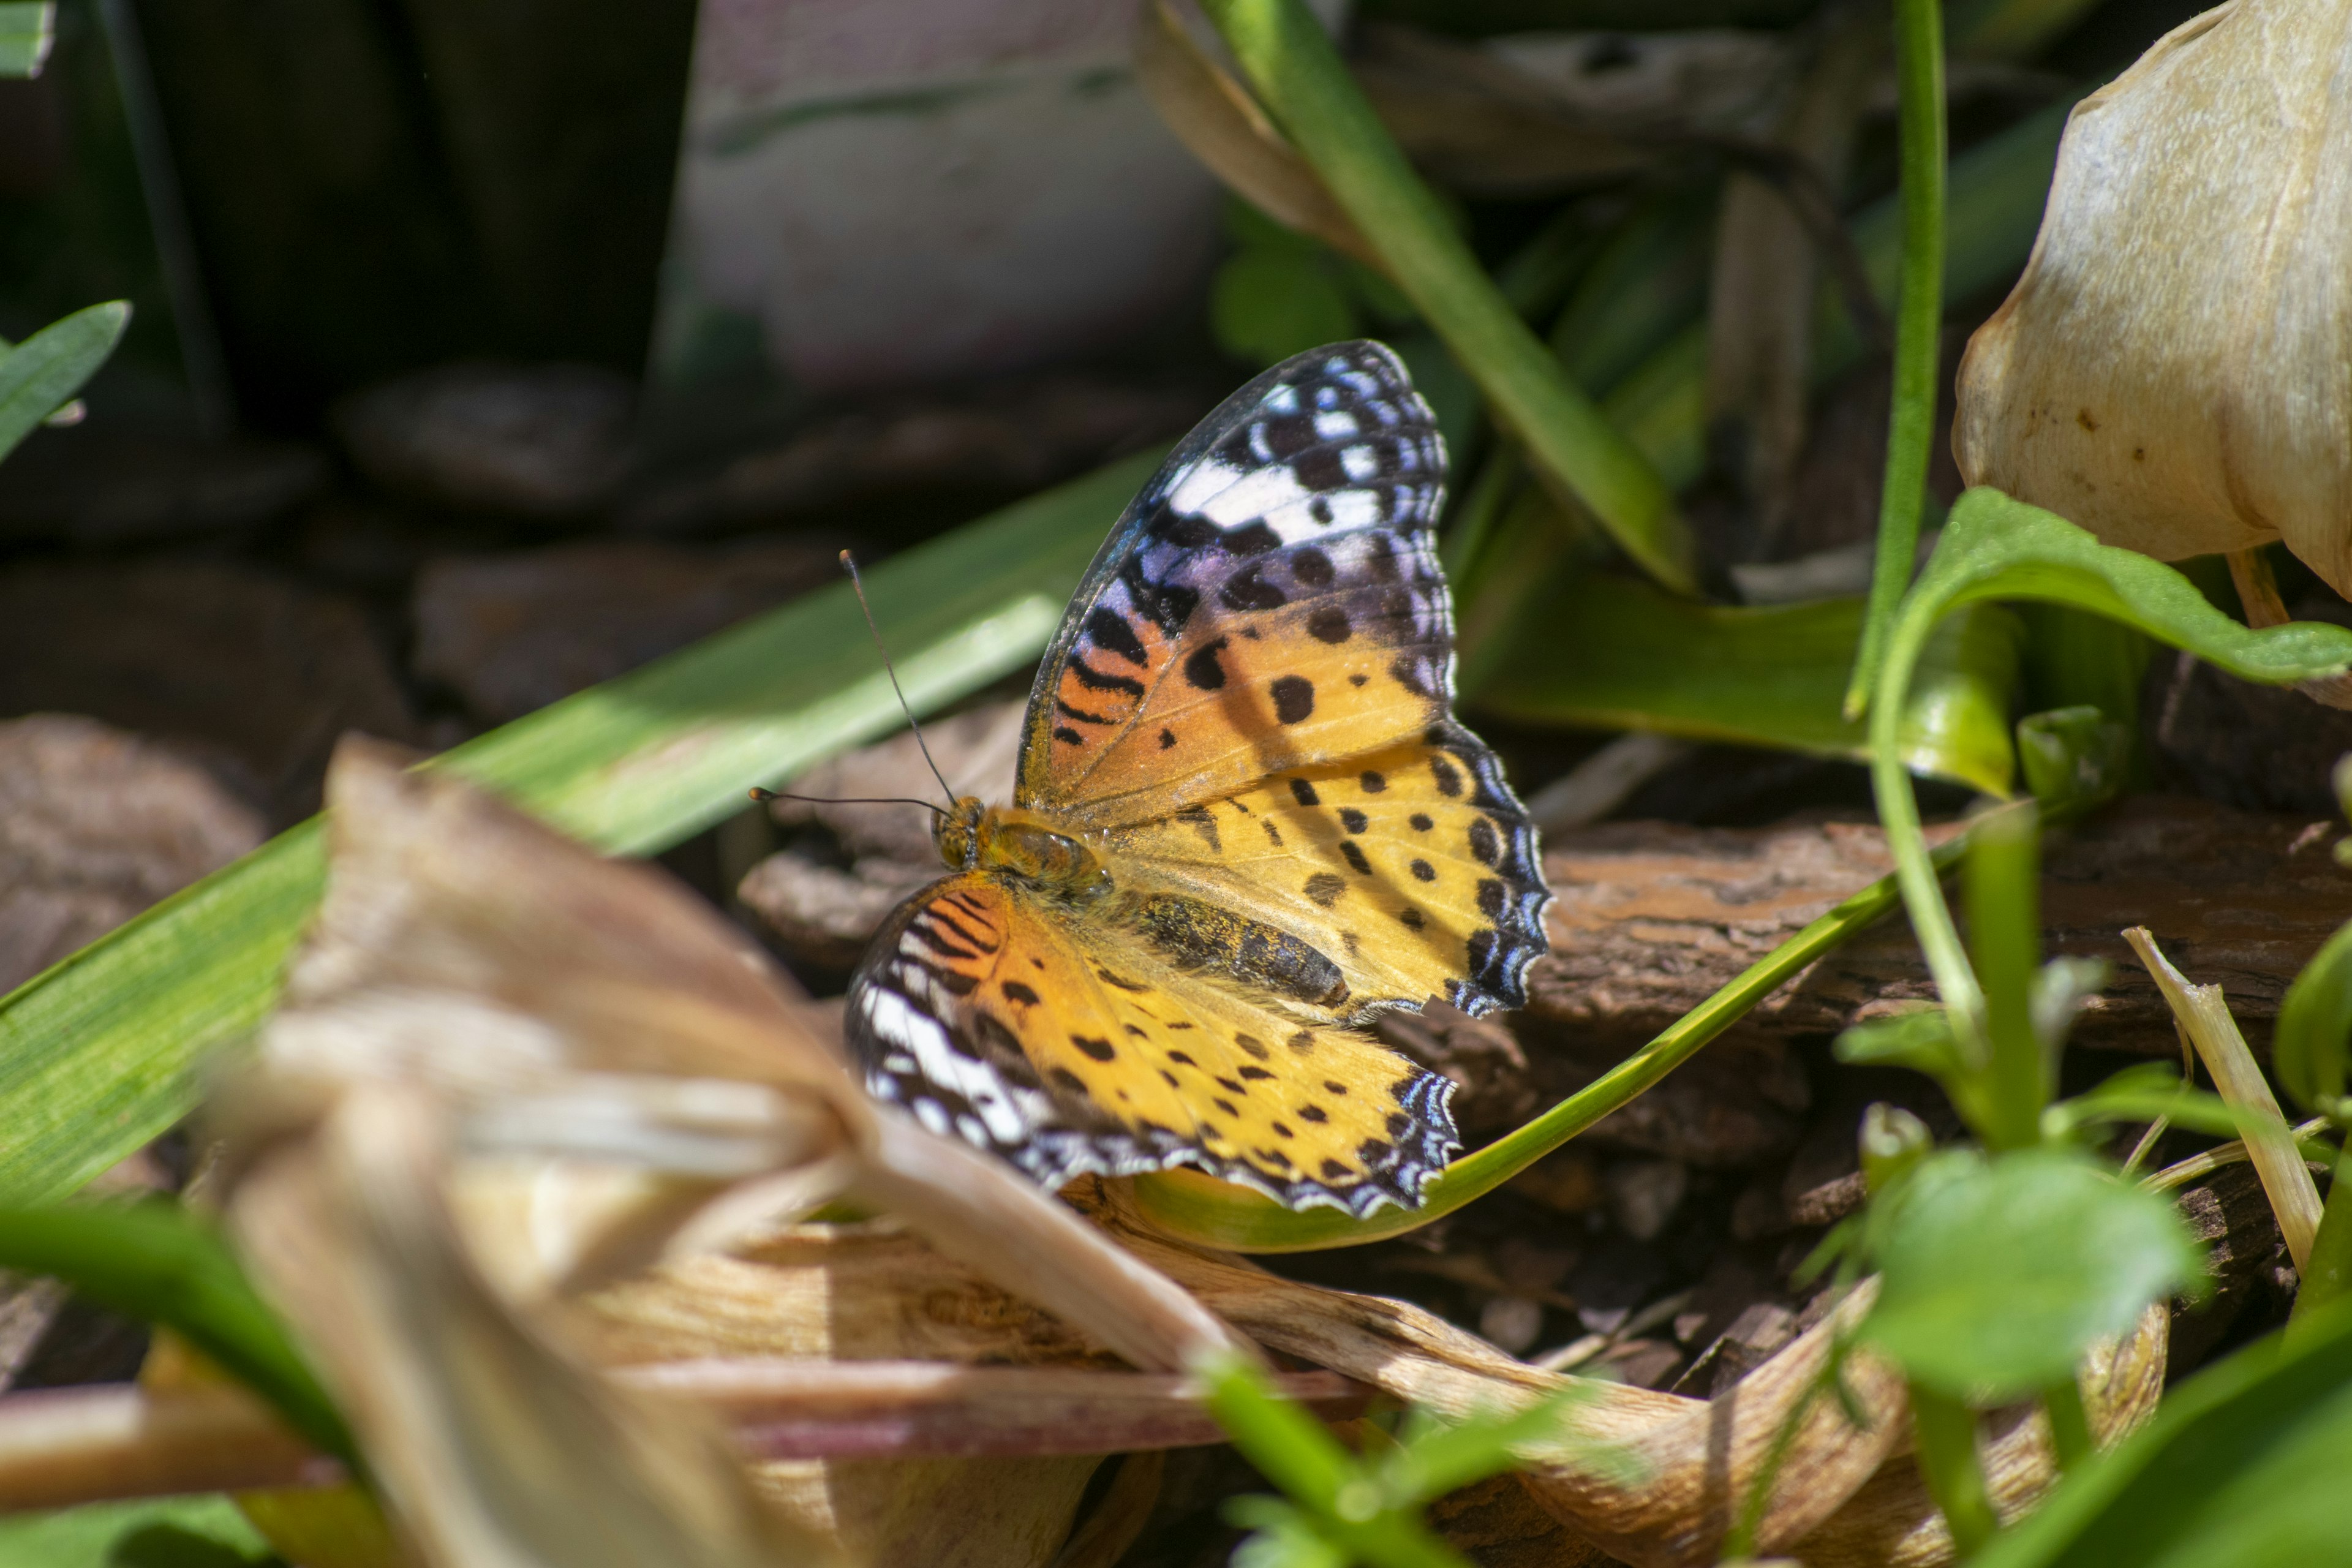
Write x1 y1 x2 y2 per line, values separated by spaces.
1016 343 1453 827
846 341 1550 1213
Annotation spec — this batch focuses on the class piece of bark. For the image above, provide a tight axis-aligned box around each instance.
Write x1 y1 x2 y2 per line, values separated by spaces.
336 361 638 517
0 714 268 992
2146 602 2352 815
1530 796 2352 1053
0 564 418 824
413 536 842 723
0 428 328 546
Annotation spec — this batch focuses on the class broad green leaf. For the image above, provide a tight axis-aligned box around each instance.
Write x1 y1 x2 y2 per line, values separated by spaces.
1200 0 1698 593
1865 488 2352 1023
1972 1293 2352 1568
0 1 51 77
1863 1148 2200 1399
0 1200 353 1463
1477 574 2022 796
2275 915 2352 1118
0 1497 276 1568
0 451 1159 1205
0 302 127 464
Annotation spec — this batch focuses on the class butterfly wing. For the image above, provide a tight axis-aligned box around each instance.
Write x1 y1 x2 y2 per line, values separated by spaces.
849 872 1457 1215
1016 339 1547 1017
1016 341 1455 828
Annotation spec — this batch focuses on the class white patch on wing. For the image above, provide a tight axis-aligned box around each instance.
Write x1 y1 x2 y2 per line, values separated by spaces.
1167 455 1244 516
1340 445 1380 483
1194 462 1310 527
1313 410 1360 440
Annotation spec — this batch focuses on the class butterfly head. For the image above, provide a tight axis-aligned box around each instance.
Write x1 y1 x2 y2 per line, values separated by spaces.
935 797 1113 904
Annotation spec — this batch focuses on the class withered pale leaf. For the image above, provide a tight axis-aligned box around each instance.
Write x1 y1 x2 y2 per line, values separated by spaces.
1954 0 2352 594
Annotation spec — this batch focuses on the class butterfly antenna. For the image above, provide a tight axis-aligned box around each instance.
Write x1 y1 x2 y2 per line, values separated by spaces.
839 550 957 806
748 787 948 818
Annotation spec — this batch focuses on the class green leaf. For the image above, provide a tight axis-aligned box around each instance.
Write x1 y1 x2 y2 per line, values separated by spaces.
1476 573 2023 796
2275 916 2352 1119
1200 0 1698 594
0 2 52 77
2016 706 2131 808
0 1200 353 1464
1972 1293 2352 1568
0 451 1158 1206
1863 1148 2201 1400
0 1497 277 1568
0 302 128 464
1865 489 2352 1026
1382 1390 1597 1504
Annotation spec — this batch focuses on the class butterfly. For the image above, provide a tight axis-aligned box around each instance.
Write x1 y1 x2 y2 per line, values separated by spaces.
845 342 1551 1216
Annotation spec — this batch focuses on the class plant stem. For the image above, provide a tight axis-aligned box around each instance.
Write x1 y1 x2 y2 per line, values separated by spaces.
1131 824 1979 1251
1200 0 1698 594
1909 1382 1996 1557
2041 1376 2094 1472
1844 0 1948 720
2293 1144 2352 1324
1964 801 2045 1147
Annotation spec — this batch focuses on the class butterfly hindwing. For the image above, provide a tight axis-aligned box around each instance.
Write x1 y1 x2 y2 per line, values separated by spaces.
1099 725 1548 1020
851 873 1458 1214
1017 342 1452 827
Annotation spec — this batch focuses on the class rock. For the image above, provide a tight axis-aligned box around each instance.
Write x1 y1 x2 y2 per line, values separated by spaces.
411 537 842 723
1567 1235 1668 1336
336 361 637 516
0 566 417 824
2146 607 2352 814
1529 796 2352 1054
0 427 329 545
1604 1157 1689 1242
1479 1294 1545 1355
736 853 940 974
619 375 1207 535
0 715 268 992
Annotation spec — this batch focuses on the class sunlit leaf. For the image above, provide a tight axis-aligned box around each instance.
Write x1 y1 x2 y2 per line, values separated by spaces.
0 1497 275 1568
0 1200 353 1463
0 1 52 77
0 302 127 464
0 452 1158 1205
1863 1148 2201 1399
1477 573 2022 795
1973 1292 2352 1568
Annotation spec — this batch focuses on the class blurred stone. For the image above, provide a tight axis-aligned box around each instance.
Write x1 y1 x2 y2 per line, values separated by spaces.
1569 1236 1667 1336
1479 1295 1545 1355
736 853 938 973
0 714 268 992
1505 1148 1604 1215
1604 1158 1689 1242
620 375 1206 535
0 567 417 824
412 537 840 723
336 361 636 516
0 427 328 545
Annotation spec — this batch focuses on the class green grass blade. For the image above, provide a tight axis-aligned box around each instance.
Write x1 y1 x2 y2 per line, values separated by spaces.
0 302 127 462
0 452 1159 1205
0 2 52 77
1845 0 1949 718
1971 1292 2352 1568
0 1497 276 1568
0 1200 355 1464
1477 575 2022 796
1200 0 1698 594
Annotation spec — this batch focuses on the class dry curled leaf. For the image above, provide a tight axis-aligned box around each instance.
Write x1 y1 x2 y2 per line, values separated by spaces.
1955 0 2352 595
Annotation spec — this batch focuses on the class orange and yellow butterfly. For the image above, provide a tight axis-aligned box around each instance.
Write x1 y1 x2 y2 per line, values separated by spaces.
846 342 1551 1215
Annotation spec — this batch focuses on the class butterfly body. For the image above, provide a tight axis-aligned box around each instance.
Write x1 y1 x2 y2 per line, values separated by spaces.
850 343 1551 1216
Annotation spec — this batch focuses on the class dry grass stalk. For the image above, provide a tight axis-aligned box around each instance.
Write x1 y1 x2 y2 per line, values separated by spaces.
1133 0 1380 266
2124 925 2325 1269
